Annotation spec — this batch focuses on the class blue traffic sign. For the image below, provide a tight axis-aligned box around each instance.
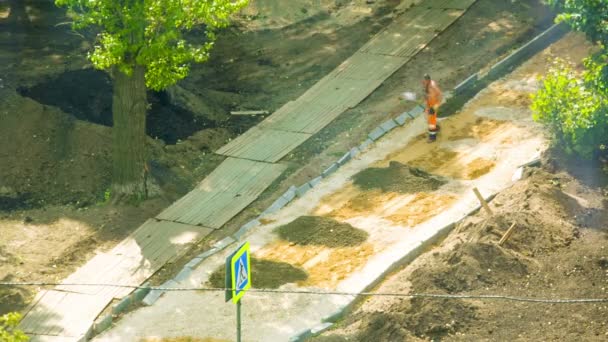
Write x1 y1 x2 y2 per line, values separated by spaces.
229 242 251 303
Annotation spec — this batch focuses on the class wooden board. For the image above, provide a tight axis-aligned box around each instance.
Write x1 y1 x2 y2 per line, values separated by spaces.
359 6 465 57
157 158 287 226
20 220 213 338
266 101 347 134
216 127 310 162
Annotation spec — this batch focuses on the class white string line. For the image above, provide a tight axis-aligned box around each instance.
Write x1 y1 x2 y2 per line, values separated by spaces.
1 282 607 304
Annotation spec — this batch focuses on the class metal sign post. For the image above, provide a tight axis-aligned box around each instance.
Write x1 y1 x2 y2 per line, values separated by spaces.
225 242 251 342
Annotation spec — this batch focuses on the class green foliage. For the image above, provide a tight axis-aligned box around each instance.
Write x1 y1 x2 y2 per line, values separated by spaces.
545 0 608 48
103 188 111 202
0 312 29 342
55 0 249 90
531 58 608 158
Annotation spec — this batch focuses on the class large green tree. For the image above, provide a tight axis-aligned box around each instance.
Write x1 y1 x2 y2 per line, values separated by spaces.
55 0 248 200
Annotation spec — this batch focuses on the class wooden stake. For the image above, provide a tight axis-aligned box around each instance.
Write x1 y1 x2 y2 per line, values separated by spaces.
473 187 494 216
498 222 517 246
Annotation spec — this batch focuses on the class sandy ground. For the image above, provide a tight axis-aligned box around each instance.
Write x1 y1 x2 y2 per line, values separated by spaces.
94 30 593 342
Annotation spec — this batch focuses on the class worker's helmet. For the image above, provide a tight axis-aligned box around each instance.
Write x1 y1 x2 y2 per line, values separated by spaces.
423 74 431 80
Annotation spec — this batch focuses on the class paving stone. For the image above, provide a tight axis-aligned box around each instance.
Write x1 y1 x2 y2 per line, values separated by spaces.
368 126 386 141
296 183 312 197
309 176 323 188
322 163 339 178
358 138 373 151
380 118 398 132
337 151 351 166
408 105 425 119
395 112 410 125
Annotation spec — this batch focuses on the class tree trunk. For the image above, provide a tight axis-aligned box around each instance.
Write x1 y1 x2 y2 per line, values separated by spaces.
111 66 148 200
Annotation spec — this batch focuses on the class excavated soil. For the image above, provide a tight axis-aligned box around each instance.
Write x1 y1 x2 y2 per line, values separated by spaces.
314 155 608 341
207 257 308 289
275 216 368 248
352 161 446 194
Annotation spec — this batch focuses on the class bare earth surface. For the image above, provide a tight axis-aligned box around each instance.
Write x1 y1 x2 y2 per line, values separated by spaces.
0 0 559 327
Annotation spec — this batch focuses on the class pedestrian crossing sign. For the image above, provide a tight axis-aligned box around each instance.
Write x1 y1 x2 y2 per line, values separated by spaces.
229 242 251 303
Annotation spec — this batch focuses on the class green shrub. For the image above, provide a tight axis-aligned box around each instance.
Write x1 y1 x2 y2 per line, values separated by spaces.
0 312 29 342
531 58 608 159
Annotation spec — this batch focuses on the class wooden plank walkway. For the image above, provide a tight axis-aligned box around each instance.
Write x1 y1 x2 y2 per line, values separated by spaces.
217 0 476 162
19 220 213 340
157 158 287 225
19 1 477 340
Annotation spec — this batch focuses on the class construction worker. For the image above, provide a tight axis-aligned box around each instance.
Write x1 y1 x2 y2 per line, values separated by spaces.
422 74 443 142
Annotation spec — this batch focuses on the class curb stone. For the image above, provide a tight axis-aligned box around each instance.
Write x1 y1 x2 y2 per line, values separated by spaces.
196 247 219 260
296 182 312 197
309 176 323 188
310 322 334 335
93 314 113 335
131 284 151 302
142 279 178 306
358 138 373 151
380 118 398 132
184 257 203 269
289 329 312 342
322 163 339 178
337 151 351 166
408 105 425 119
281 185 298 202
213 236 236 250
174 267 193 283
322 306 347 323
454 73 478 94
234 219 261 240
395 112 410 125
112 295 132 315
368 126 386 141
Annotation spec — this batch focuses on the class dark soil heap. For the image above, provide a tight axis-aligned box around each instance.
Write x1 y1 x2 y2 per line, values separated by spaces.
275 216 368 248
352 161 446 194
208 257 308 289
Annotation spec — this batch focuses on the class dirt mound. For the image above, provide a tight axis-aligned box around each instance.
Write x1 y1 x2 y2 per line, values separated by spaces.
416 242 530 293
352 161 446 194
208 257 308 289
275 216 368 247
356 297 477 341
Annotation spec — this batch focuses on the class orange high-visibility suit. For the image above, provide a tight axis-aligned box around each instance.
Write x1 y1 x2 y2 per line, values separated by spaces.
424 80 443 141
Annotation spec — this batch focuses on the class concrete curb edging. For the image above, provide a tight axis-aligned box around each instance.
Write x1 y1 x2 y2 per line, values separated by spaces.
451 22 568 95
